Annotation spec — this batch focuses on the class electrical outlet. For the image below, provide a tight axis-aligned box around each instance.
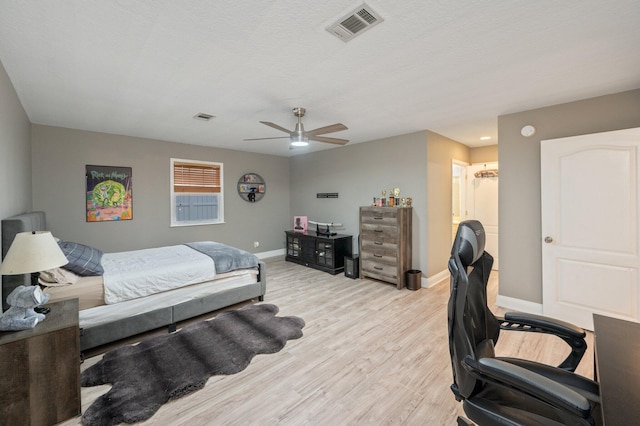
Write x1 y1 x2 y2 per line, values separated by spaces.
253 241 260 248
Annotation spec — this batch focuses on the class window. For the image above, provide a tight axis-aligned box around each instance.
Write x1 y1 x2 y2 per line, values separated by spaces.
170 158 223 226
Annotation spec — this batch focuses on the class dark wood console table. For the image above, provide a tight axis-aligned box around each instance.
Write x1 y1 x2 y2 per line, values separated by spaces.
0 298 81 425
285 231 352 274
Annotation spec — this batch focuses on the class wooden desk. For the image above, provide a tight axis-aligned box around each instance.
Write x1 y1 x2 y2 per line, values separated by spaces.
0 299 81 425
593 314 640 426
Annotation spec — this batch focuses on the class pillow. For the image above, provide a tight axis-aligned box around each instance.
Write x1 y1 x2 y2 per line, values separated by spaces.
38 267 80 286
58 241 104 276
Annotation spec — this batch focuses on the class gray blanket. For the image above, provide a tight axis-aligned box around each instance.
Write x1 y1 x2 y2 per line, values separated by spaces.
184 242 258 274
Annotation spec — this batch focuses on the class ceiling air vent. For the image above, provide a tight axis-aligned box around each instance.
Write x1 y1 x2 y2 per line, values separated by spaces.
327 3 384 42
193 113 215 121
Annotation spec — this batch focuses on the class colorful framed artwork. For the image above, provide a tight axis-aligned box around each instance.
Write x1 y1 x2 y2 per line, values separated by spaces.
86 165 133 222
293 216 307 233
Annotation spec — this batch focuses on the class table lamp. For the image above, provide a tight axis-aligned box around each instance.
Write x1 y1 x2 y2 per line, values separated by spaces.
0 231 69 312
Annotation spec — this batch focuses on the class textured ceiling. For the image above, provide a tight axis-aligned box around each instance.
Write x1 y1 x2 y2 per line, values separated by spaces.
0 1 639 157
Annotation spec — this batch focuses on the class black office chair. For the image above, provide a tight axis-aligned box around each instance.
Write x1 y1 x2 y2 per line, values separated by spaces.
448 220 601 426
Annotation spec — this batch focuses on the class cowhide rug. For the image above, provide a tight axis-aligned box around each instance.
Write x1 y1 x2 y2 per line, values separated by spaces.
81 303 305 425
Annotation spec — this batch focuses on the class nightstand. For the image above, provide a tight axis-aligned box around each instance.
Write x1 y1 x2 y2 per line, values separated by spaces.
0 298 81 425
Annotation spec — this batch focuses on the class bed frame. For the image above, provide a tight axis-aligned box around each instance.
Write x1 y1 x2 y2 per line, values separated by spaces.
1 211 267 352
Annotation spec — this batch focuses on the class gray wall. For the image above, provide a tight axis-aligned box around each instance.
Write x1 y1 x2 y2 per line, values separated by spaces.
0 60 31 222
289 131 428 275
31 125 470 283
30 125 469 284
31 125 291 254
499 88 640 304
0 58 32 307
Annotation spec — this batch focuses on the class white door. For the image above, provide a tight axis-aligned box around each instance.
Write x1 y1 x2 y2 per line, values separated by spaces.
541 127 640 330
466 163 499 270
452 162 467 243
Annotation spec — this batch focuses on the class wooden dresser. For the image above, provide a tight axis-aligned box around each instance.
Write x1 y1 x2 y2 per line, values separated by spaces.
359 206 412 289
0 299 81 425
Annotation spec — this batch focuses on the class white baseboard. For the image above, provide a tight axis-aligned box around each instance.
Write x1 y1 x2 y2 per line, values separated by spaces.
426 269 449 288
256 248 285 260
259 251 447 292
495 295 543 315
423 267 543 315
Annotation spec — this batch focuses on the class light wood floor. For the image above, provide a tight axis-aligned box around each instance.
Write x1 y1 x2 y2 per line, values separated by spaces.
60 259 594 425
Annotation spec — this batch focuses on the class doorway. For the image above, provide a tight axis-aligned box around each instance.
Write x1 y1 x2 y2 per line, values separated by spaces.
452 161 499 270
452 162 467 243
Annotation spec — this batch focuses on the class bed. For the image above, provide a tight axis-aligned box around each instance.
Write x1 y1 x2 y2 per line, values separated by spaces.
1 211 266 352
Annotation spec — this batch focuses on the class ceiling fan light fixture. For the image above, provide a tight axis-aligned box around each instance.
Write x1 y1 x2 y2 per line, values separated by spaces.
290 135 309 147
245 107 348 147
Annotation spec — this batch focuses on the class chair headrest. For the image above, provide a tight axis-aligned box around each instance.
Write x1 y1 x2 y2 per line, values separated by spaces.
452 220 486 267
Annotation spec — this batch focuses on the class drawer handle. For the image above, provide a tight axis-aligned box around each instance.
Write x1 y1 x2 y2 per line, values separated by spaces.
374 229 383 233
374 241 383 245
374 254 382 258
374 266 383 271
374 216 383 220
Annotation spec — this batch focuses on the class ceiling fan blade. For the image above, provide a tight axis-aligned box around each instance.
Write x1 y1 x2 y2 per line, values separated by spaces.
309 135 349 145
306 123 348 136
259 121 292 134
243 136 290 141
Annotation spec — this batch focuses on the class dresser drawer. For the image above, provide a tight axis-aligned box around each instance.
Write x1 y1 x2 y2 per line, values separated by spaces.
360 207 399 226
360 250 397 265
361 260 398 281
360 238 398 255
360 224 399 242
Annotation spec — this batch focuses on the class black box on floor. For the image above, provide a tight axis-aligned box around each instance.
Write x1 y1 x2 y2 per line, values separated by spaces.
344 255 359 279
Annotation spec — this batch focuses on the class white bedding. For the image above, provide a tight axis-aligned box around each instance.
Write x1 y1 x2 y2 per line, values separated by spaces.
102 245 216 304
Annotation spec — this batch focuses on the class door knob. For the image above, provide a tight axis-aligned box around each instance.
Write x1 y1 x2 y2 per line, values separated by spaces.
544 236 553 243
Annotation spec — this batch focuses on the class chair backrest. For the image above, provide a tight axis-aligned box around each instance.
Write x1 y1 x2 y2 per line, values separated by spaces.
447 220 499 400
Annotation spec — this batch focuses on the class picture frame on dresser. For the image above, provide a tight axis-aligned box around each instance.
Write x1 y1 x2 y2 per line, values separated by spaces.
293 216 308 233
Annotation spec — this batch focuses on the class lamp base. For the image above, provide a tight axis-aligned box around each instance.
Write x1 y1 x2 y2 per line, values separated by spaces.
31 272 50 314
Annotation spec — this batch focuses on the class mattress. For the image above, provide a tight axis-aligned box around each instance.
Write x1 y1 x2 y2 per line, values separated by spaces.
44 268 258 329
45 275 104 310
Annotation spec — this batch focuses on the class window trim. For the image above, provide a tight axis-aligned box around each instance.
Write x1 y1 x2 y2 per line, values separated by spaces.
170 158 224 227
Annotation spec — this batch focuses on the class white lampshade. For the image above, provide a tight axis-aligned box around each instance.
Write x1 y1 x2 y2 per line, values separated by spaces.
0 231 68 275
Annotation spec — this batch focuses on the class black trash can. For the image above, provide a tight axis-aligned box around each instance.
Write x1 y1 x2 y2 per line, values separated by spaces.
406 269 422 291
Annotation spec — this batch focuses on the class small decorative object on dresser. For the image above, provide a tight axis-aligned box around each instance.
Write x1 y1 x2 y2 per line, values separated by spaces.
293 216 308 233
359 206 412 289
0 286 50 331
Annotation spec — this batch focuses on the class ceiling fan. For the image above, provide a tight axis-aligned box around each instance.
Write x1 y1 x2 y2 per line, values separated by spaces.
244 107 349 147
